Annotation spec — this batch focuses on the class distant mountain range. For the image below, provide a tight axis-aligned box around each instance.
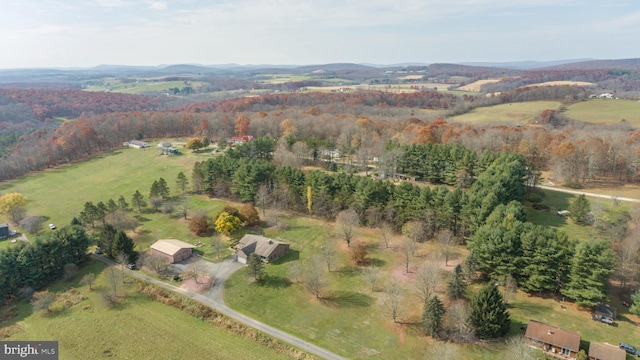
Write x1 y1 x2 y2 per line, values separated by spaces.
1 58 639 85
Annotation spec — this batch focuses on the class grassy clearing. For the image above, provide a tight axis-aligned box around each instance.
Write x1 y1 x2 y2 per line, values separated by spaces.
563 99 640 125
84 80 208 94
0 144 236 257
0 260 294 360
449 101 562 124
457 79 504 92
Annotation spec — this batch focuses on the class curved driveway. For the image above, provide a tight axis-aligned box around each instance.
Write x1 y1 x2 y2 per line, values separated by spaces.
92 255 346 360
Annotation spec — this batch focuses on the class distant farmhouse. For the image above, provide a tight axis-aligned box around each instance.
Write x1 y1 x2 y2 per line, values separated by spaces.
124 140 150 149
227 135 254 146
235 234 289 264
150 239 196 263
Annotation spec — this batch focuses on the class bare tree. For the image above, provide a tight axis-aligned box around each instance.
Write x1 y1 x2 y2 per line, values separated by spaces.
336 209 359 247
502 275 517 304
210 235 226 260
105 266 121 299
106 210 139 232
162 201 175 215
255 184 271 217
401 237 414 273
177 196 189 220
383 281 404 323
149 196 164 212
402 220 425 244
380 222 393 249
437 229 457 266
31 291 56 313
320 237 337 272
303 255 329 299
445 300 474 343
116 252 129 284
19 215 44 234
142 253 172 278
188 259 204 284
414 260 441 303
80 273 96 290
363 264 382 292
505 335 537 360
427 342 459 360
287 261 303 283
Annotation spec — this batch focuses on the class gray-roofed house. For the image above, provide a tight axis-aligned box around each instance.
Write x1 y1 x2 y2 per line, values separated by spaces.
150 239 196 263
524 319 581 359
235 234 290 264
588 341 626 360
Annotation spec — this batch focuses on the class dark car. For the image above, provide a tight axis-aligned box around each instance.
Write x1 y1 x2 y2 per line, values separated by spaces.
94 248 102 255
619 343 640 356
126 263 136 270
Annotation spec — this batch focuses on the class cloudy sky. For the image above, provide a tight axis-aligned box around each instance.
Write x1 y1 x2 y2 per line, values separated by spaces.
1 0 638 68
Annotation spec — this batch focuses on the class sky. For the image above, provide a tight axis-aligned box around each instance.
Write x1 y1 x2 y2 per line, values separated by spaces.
1 0 639 68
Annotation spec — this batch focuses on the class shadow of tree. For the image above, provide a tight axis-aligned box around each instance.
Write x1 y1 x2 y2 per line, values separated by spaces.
272 249 300 264
322 290 373 308
258 275 292 289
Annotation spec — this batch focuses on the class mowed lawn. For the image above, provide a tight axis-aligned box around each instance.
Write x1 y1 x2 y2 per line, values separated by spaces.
1 260 293 360
224 215 518 359
449 101 562 124
564 99 640 125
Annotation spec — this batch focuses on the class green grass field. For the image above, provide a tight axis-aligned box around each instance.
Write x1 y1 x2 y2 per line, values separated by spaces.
564 99 640 125
84 80 208 94
449 101 562 124
1 260 293 360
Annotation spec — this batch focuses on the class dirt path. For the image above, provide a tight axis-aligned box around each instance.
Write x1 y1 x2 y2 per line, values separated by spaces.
537 185 640 203
91 254 346 360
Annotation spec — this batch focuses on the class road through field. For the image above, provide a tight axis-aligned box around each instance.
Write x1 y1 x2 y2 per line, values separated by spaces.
92 255 346 360
537 185 640 203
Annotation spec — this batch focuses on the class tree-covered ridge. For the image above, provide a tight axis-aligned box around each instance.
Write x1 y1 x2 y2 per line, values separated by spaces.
0 225 90 303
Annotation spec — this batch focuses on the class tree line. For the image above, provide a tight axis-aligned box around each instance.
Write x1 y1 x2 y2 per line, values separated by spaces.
0 225 89 303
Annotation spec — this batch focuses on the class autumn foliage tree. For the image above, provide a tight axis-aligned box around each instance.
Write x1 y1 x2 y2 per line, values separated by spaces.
240 203 260 226
0 192 27 223
189 212 210 236
214 211 242 236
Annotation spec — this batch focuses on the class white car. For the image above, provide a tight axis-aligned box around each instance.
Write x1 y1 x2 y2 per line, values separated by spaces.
48 224 56 230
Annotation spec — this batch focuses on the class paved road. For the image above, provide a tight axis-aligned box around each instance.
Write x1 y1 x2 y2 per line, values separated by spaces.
91 255 346 360
537 185 640 203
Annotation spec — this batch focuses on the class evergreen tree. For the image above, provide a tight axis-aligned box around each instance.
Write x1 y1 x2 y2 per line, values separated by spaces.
246 253 265 281
470 285 511 339
447 264 467 300
561 240 615 306
131 190 146 212
98 224 118 257
117 195 129 211
149 180 160 199
112 230 136 262
569 194 591 225
107 198 118 212
422 296 445 338
630 289 640 316
176 172 189 194
158 177 170 199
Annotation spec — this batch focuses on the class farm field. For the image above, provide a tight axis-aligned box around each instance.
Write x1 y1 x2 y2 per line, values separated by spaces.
0 260 295 360
457 78 504 92
84 79 209 94
449 101 562 124
522 80 595 88
563 99 640 125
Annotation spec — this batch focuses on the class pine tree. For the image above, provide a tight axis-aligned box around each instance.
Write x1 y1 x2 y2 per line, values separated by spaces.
561 240 615 306
569 194 591 225
470 285 511 339
131 190 146 212
158 177 170 199
630 289 640 316
447 264 467 300
422 296 445 338
117 195 129 211
176 172 189 194
112 230 136 262
246 253 265 281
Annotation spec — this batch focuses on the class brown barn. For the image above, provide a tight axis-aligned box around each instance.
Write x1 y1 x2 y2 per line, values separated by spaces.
236 234 289 264
588 341 626 360
524 320 581 359
150 239 196 263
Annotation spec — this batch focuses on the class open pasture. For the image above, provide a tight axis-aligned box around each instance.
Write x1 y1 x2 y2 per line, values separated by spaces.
564 99 640 125
449 101 562 124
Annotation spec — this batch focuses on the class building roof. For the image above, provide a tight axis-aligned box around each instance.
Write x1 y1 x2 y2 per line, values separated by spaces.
524 320 580 352
594 304 616 318
150 239 196 256
237 234 288 259
0 223 8 228
589 341 626 360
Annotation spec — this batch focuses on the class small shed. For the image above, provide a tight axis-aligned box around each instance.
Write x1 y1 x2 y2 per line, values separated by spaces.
236 234 289 264
593 303 617 320
0 223 9 238
150 239 196 263
588 341 626 360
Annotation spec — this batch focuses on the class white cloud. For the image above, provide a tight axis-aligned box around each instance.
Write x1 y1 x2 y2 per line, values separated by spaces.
95 0 130 8
149 2 167 10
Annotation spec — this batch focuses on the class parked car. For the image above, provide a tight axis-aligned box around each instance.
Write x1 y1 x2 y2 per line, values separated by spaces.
619 343 640 356
599 316 614 325
94 248 102 255
48 224 56 230
126 263 136 270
